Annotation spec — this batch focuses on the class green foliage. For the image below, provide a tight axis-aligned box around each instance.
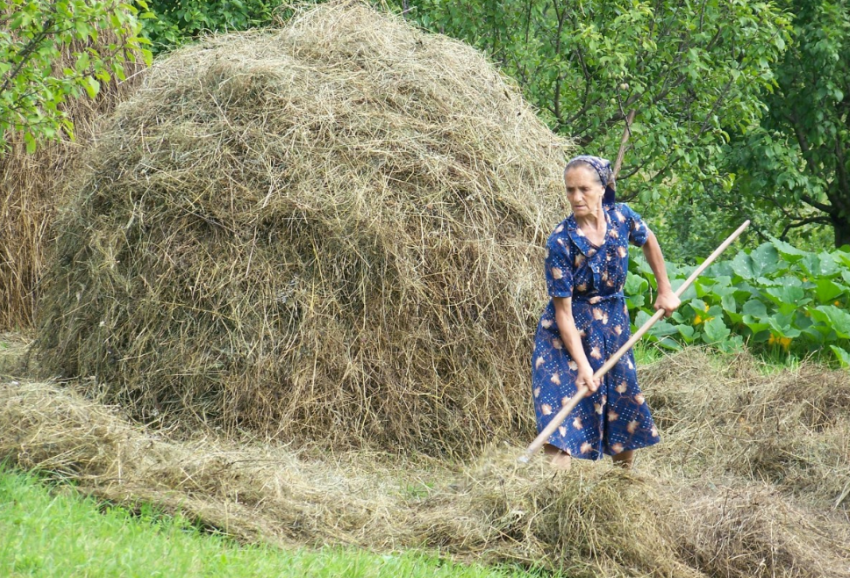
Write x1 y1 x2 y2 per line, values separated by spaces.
0 0 151 153
0 465 536 578
141 0 287 52
724 0 850 249
626 239 850 366
392 1 791 230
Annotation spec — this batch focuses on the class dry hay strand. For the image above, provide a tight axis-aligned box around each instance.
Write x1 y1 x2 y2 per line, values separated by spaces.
418 453 704 578
3 375 850 577
676 483 850 578
639 348 850 512
0 331 32 375
0 377 698 577
33 0 571 454
0 27 144 331
0 377 420 549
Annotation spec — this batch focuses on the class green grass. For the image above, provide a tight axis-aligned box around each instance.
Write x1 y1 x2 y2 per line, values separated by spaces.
0 466 542 578
633 341 666 365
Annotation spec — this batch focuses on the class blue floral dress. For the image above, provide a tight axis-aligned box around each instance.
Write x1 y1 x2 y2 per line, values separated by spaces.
531 202 660 459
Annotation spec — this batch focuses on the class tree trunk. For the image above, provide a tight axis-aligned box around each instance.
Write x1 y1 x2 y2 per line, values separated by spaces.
832 214 850 249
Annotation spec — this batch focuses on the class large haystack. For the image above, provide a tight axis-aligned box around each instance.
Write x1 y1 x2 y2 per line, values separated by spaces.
34 1 570 453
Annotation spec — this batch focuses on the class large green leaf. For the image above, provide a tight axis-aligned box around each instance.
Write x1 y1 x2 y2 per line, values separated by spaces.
707 305 724 320
817 252 841 277
677 324 696 342
750 242 781 277
830 346 850 368
733 282 761 301
731 251 755 279
810 306 850 339
717 334 745 353
710 275 732 288
649 319 680 338
626 294 646 309
762 286 808 315
767 315 802 339
635 310 653 329
696 276 733 298
770 237 807 263
742 298 769 318
742 314 770 334
708 261 735 278
656 337 683 351
672 277 697 301
719 292 738 314
834 250 850 269
802 324 827 343
774 275 803 288
625 272 648 295
800 252 841 278
815 279 846 304
703 317 731 343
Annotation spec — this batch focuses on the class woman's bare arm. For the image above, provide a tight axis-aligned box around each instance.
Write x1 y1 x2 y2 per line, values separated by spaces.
553 296 599 394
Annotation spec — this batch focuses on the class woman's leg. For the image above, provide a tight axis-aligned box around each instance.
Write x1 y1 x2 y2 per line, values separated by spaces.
543 443 572 470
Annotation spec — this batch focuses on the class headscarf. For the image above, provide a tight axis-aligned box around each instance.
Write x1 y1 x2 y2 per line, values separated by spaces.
565 155 616 205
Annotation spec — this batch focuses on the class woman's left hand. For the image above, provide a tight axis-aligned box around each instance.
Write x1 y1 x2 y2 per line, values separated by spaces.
654 291 680 318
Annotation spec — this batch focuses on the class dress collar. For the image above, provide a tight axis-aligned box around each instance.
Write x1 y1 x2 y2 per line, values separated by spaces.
567 207 611 258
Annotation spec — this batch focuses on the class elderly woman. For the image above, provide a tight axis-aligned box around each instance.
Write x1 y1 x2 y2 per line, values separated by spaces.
531 155 680 470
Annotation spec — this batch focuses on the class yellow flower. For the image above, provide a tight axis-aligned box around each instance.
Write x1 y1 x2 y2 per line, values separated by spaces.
835 301 841 307
768 334 792 351
694 314 703 325
704 303 710 312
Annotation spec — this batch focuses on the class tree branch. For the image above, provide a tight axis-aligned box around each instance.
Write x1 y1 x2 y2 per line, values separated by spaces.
779 215 832 240
0 4 59 97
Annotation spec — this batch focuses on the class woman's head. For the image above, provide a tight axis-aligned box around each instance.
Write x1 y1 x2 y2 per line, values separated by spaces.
564 163 605 218
563 156 616 210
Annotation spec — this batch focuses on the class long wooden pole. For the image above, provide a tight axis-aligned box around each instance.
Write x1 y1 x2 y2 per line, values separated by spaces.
517 219 750 463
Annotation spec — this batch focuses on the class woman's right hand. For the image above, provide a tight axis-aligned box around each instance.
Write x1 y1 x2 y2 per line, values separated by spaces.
576 365 599 397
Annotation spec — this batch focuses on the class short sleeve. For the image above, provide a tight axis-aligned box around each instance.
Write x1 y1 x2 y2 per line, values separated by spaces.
545 234 572 298
620 203 650 247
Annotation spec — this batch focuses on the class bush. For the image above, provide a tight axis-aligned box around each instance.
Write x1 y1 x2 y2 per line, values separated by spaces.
626 238 850 366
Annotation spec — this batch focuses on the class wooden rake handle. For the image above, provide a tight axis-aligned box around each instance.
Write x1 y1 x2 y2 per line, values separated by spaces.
517 219 750 463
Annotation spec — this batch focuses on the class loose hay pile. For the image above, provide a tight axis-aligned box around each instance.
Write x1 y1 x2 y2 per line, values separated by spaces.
3 350 849 577
34 1 569 453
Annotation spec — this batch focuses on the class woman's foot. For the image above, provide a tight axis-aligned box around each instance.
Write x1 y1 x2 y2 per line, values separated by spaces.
612 449 635 469
543 444 572 471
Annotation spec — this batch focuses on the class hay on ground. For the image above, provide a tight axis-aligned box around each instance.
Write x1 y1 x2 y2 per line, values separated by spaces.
641 348 850 512
3 349 850 578
34 0 570 454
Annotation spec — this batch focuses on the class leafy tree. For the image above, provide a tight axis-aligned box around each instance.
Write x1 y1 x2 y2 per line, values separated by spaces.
725 0 850 249
141 0 285 52
392 0 791 261
0 0 151 153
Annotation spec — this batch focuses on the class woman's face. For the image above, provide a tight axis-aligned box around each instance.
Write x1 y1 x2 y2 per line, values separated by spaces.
564 165 605 218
